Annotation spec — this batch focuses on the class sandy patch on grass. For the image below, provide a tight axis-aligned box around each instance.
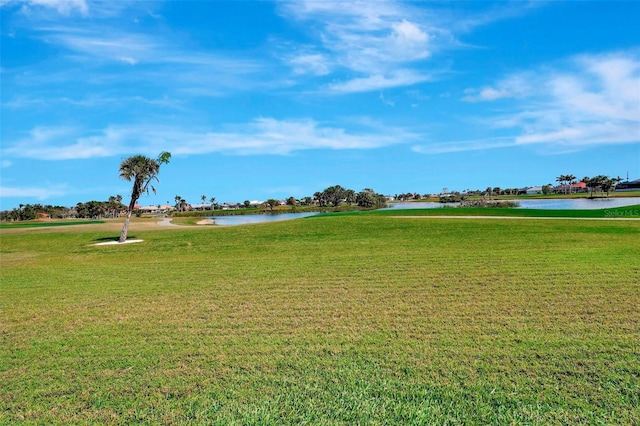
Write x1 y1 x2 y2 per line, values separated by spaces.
92 239 144 246
196 219 215 225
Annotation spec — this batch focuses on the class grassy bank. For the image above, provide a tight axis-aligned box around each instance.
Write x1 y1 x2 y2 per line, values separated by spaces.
370 204 640 219
1 214 638 424
0 219 105 229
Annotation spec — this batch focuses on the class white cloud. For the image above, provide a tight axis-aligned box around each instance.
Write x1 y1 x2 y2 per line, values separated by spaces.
0 184 66 200
379 92 394 107
390 20 430 60
288 53 331 76
6 25 268 97
13 0 88 15
3 126 121 160
462 74 534 102
455 50 640 152
327 69 431 94
2 118 421 160
412 137 514 155
38 28 157 65
463 87 511 102
278 1 537 93
278 0 441 92
118 56 137 65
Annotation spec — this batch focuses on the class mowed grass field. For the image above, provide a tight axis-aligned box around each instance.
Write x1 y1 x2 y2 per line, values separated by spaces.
1 212 639 424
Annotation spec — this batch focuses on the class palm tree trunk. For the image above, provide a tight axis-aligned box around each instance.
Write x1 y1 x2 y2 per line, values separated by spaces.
119 210 133 243
119 197 137 243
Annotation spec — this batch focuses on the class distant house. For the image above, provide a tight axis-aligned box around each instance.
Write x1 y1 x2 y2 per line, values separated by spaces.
554 182 587 193
137 205 175 213
190 203 212 210
615 178 640 191
526 186 543 195
221 202 240 210
138 205 162 213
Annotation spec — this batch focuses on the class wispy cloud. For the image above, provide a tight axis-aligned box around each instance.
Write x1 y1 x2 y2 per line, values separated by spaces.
422 50 640 154
0 184 67 200
326 69 431 94
2 118 421 160
2 23 269 100
277 0 538 94
278 0 448 93
3 94 185 110
412 137 514 155
462 73 534 102
3 126 117 160
3 0 89 16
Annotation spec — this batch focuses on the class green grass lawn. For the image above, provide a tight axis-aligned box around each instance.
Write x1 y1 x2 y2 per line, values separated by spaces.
1 213 639 424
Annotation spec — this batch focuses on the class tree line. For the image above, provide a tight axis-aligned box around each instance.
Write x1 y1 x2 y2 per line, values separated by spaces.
0 164 630 223
0 196 127 222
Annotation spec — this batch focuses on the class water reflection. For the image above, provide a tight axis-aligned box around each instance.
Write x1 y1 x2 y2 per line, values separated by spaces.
209 211 320 226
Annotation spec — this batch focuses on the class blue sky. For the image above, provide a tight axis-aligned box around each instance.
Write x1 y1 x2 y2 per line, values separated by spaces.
1 0 639 209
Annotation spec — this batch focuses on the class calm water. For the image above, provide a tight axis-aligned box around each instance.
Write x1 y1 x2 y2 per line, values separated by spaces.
387 197 640 210
209 211 320 225
208 198 639 225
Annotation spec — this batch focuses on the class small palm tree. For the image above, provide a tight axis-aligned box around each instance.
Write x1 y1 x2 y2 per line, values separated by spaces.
210 197 216 210
118 152 171 242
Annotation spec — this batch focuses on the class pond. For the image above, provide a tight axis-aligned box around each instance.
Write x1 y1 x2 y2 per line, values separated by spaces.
207 197 640 226
387 197 640 210
208 211 320 226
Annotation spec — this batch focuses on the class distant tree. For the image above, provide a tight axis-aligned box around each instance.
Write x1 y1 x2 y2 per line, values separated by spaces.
567 174 576 194
118 152 171 243
356 188 387 209
555 175 566 193
583 176 594 197
585 175 606 197
209 197 216 210
321 185 348 206
600 176 621 197
201 195 207 208
286 197 297 206
356 189 376 208
542 185 552 195
264 199 280 211
107 195 125 218
345 189 357 204
243 200 251 208
556 174 575 194
485 187 493 200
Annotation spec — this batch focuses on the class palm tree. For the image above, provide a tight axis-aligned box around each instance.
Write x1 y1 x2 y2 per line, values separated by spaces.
555 175 566 194
566 174 576 194
210 197 216 210
201 194 207 209
118 152 171 243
